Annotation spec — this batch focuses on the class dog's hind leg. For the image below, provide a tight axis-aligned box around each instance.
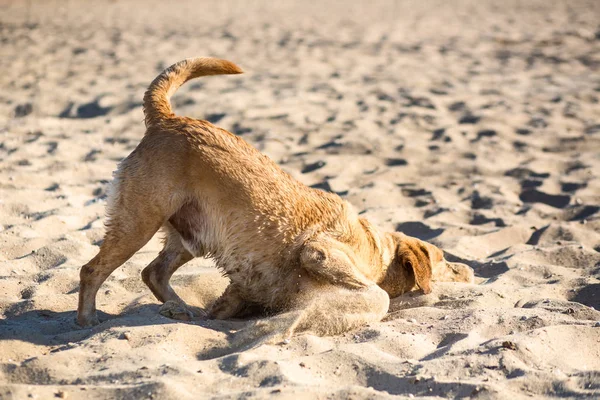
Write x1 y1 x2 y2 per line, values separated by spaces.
77 157 183 327
141 226 193 303
77 208 165 327
141 225 206 320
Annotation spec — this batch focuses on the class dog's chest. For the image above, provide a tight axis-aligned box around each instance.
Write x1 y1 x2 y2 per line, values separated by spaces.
224 257 306 307
210 243 307 307
168 200 306 306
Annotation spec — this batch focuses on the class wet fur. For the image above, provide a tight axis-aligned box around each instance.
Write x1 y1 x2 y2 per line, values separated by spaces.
77 57 474 340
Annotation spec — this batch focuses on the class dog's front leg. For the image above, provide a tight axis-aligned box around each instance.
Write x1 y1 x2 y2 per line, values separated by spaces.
208 283 247 319
300 241 373 289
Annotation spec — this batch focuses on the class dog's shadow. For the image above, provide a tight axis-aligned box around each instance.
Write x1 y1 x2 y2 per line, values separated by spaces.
0 267 286 360
0 303 266 353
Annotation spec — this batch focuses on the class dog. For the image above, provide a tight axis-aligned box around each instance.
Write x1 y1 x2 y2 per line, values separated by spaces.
77 57 474 340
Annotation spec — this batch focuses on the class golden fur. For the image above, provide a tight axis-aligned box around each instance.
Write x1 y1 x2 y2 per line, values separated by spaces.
77 57 474 340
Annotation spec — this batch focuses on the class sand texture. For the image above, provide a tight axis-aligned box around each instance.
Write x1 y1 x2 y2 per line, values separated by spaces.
1 0 600 398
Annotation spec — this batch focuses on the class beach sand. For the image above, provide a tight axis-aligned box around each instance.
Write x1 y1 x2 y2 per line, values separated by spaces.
1 0 599 398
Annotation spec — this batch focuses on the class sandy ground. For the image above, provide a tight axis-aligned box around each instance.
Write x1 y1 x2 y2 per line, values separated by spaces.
1 0 600 398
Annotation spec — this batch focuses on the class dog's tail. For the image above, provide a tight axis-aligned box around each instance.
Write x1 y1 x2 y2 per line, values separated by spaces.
143 57 243 127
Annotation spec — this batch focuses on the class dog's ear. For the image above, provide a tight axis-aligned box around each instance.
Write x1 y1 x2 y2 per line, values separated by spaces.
396 236 433 294
405 255 432 294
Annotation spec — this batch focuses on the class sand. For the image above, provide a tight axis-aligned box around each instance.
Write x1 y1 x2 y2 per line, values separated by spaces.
1 0 599 398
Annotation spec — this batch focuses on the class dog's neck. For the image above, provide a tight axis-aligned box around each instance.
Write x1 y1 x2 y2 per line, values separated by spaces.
353 218 397 284
373 230 399 284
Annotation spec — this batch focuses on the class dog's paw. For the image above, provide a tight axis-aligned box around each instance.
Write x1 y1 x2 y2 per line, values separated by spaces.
208 305 236 320
159 300 206 321
76 313 100 328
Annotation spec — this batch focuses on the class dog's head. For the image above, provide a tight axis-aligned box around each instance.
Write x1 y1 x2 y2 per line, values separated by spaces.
379 232 474 298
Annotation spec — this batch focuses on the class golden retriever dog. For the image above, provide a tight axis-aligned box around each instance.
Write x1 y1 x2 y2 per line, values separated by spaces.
77 57 474 341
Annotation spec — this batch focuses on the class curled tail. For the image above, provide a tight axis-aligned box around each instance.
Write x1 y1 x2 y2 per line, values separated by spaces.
143 57 243 127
